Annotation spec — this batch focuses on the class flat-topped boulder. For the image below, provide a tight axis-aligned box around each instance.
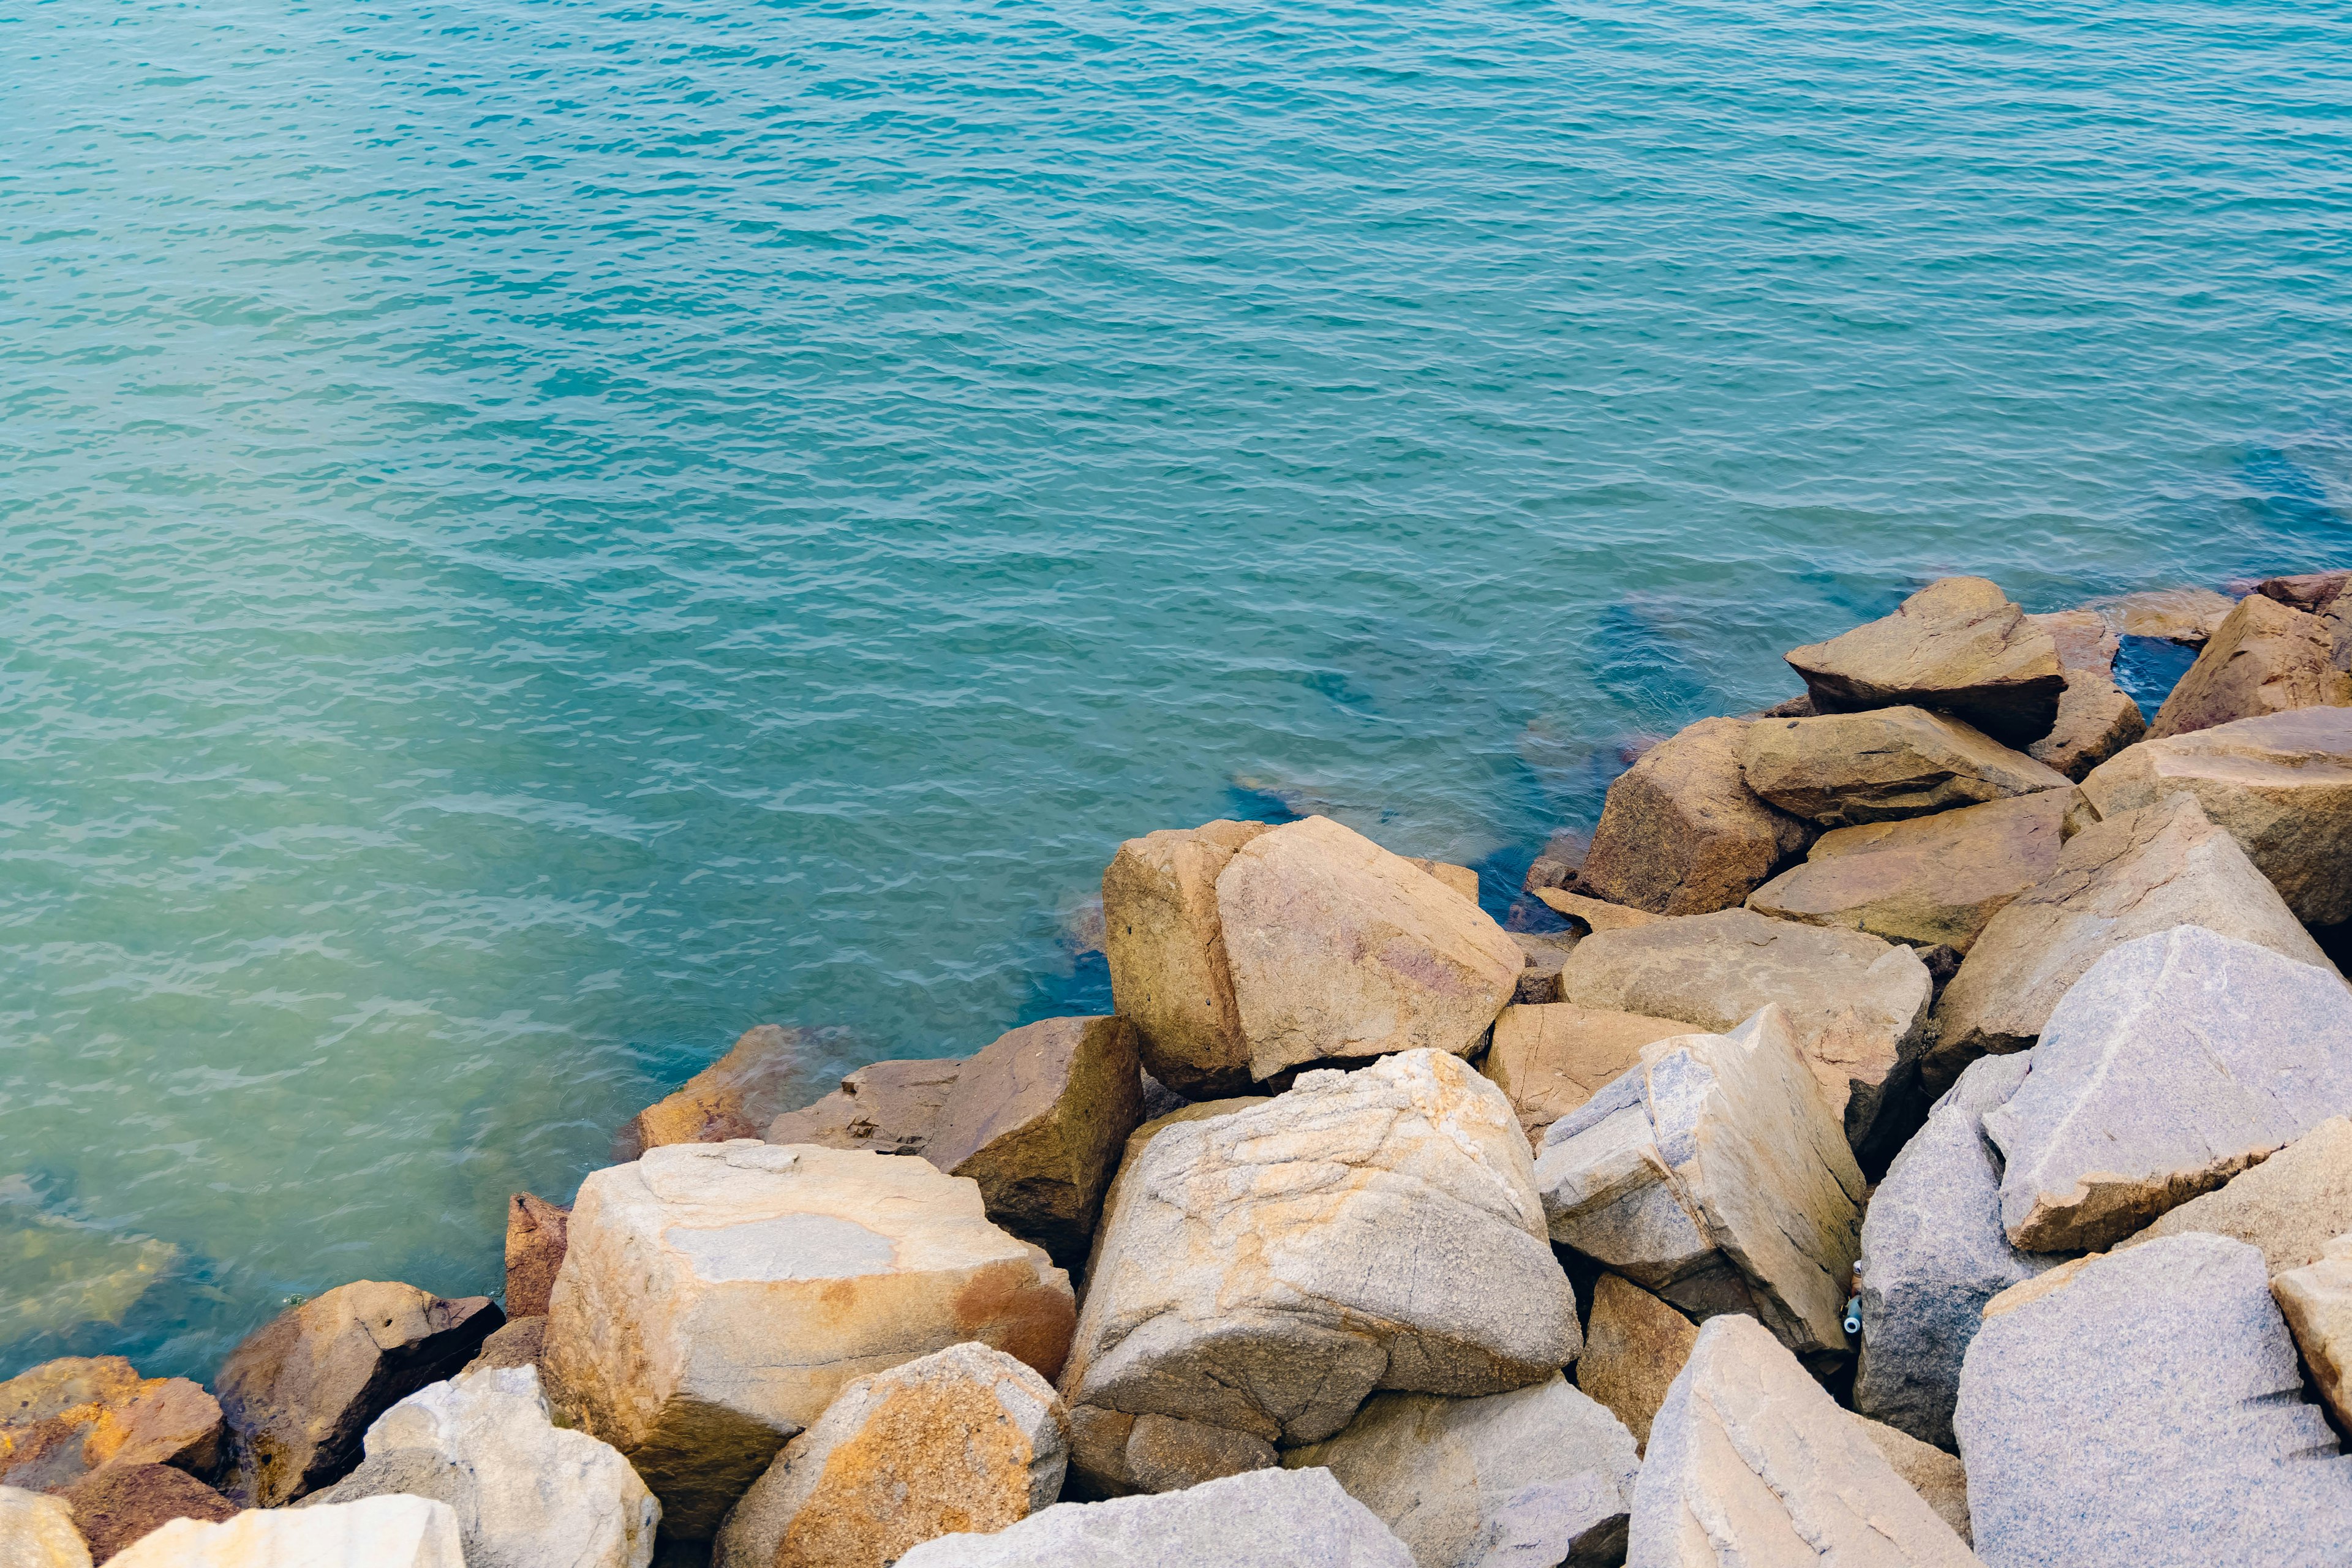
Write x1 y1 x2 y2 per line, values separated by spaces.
111 1494 467 1568
1983 925 2352 1251
714 1342 1066 1568
1216 816 1523 1079
1101 819 1273 1096
2148 590 2351 738
0 1487 91 1568
1738 707 2072 826
1854 1054 2067 1452
1783 576 2064 748
1062 1050 1578 1455
542 1141 1074 1539
1628 1314 1976 1568
2273 1234 2352 1431
612 1023 810 1162
1956 1234 2352 1567
2080 704 2352 924
1555 907 1932 1157
2114 1115 2352 1274
1747 789 2090 954
1576 718 1814 916
57 1464 236 1564
1924 793 2333 1088
1285 1375 1639 1568
2022 609 2146 780
1574 1275 1697 1455
763 1056 963 1157
1479 1003 1694 1148
894 1466 1414 1568
0 1355 221 1493
1534 1007 1864 1357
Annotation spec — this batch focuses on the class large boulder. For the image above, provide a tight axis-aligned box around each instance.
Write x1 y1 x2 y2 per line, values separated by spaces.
0 1487 91 1568
541 1141 1074 1539
1062 1050 1578 1457
57 1464 235 1565
1574 1274 1697 1456
1284 1375 1640 1568
2272 1232 2352 1431
1101 820 1273 1096
924 1016 1144 1266
611 1023 810 1162
2148 590 2352 739
1554 907 1932 1158
1479 1003 1693 1149
216 1281 501 1507
1738 707 2072 827
303 1365 655 1568
762 1056 963 1156
1783 576 2065 748
1628 1314 1976 1568
1956 1234 2352 1567
501 1194 569 1320
1577 718 1814 916
1923 793 2335 1088
1216 816 1523 1079
714 1343 1065 1568
1747 789 2091 954
1982 925 2352 1251
2022 610 2146 780
108 1495 466 1568
895 1466 1412 1567
2114 1115 2352 1273
2080 705 2352 924
0 1357 222 1493
1534 1007 1864 1357
1853 1054 2067 1452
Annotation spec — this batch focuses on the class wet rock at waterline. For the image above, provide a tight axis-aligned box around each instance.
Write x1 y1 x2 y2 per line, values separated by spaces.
1576 717 1814 916
2147 590 2352 739
0 1356 222 1494
1782 575 2065 748
1738 707 2072 827
2085 586 2235 644
501 1194 569 1321
2022 609 2146 780
761 1056 964 1158
611 1023 812 1163
1100 819 1273 1097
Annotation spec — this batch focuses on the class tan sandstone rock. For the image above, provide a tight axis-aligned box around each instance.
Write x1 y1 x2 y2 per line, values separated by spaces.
1406 859 1482 902
1575 1274 1697 1456
108 1494 464 1568
1480 1003 1694 1149
1101 819 1273 1096
1554 908 1932 1158
1784 576 2065 748
2024 609 2146 780
502 1194 569 1320
2087 586 2236 643
1533 888 1663 932
612 1024 810 1162
1216 816 1523 1079
542 1141 1075 1539
1924 793 2335 1088
0 1487 92 1568
1746 789 2092 954
2080 704 2352 925
713 1342 1066 1568
59 1463 236 1564
0 1357 221 1494
1851 1414 1971 1545
2273 1233 2352 1431
2149 591 2352 738
762 1057 963 1156
1577 718 1814 916
1739 707 2073 827
2116 1116 2352 1275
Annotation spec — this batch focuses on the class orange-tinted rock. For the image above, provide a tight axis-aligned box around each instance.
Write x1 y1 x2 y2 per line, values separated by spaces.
2148 592 2351 739
1578 718 1814 916
501 1194 569 1319
0 1358 222 1493
1100 820 1274 1097
611 1024 812 1162
60 1463 236 1564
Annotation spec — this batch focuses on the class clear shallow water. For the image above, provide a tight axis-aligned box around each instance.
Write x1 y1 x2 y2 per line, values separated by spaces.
4 0 2350 1380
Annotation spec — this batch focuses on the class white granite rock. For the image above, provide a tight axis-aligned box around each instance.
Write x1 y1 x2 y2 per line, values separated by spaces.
110 1495 466 1568
0 1488 90 1568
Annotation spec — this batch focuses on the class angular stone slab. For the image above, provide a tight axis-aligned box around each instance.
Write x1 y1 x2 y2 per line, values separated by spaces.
2022 609 2145 780
1784 576 2065 748
1575 1273 1697 1456
612 1023 810 1162
1285 1374 1640 1568
2115 1115 2352 1275
894 1466 1414 1568
1216 816 1523 1079
763 1056 963 1157
1063 1050 1578 1450
502 1193 569 1321
58 1464 236 1564
2081 704 2352 924
2273 1233 2352 1433
1578 717 1814 916
1739 707 2072 827
1854 1054 2066 1452
1534 1007 1864 1356
543 1142 1074 1539
2149 591 2352 739
1983 925 2352 1251
1956 1234 2352 1567
1534 887 1664 932
1747 789 2089 954
1555 907 1932 1157
1479 1003 1693 1148
110 1494 466 1568
1853 1415 1972 1546
1925 793 2334 1087
1628 1314 1976 1567
0 1487 91 1568
1101 820 1273 1097
0 1355 222 1494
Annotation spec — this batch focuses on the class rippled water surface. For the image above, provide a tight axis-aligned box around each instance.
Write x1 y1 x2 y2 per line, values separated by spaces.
6 0 2351 1378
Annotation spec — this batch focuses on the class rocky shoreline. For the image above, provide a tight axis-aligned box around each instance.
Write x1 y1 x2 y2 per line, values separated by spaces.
5 568 2351 1567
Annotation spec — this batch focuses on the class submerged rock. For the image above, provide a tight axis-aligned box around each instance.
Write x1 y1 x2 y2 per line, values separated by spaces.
2147 590 2351 739
2085 586 2235 644
1479 1002 1694 1148
1101 819 1273 1097
58 1464 236 1564
1782 576 2064 748
2114 1115 2352 1274
762 1056 963 1157
1574 1274 1697 1456
500 1194 569 1321
109 1494 466 1568
1577 717 1814 916
1738 707 2072 826
611 1023 811 1162
0 1356 222 1494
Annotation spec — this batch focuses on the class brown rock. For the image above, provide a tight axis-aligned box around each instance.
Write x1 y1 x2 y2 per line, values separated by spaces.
2252 568 2352 614
612 1024 811 1162
1785 576 2065 748
1578 718 1814 916
924 1015 1145 1265
2024 610 2147 780
1533 887 1663 933
1574 1273 1697 1456
501 1194 569 1320
1852 1414 1972 1545
1100 820 1273 1097
463 1316 546 1374
763 1056 964 1156
1740 707 2073 827
2115 1116 2352 1276
1746 789 2093 954
214 1279 502 1507
59 1464 235 1565
1479 1003 1694 1148
1507 931 1579 1005
0 1358 222 1493
2148 592 2352 739
2086 586 2236 644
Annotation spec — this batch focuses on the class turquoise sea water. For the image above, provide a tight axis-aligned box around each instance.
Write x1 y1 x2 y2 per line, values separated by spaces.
4 0 2350 1380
